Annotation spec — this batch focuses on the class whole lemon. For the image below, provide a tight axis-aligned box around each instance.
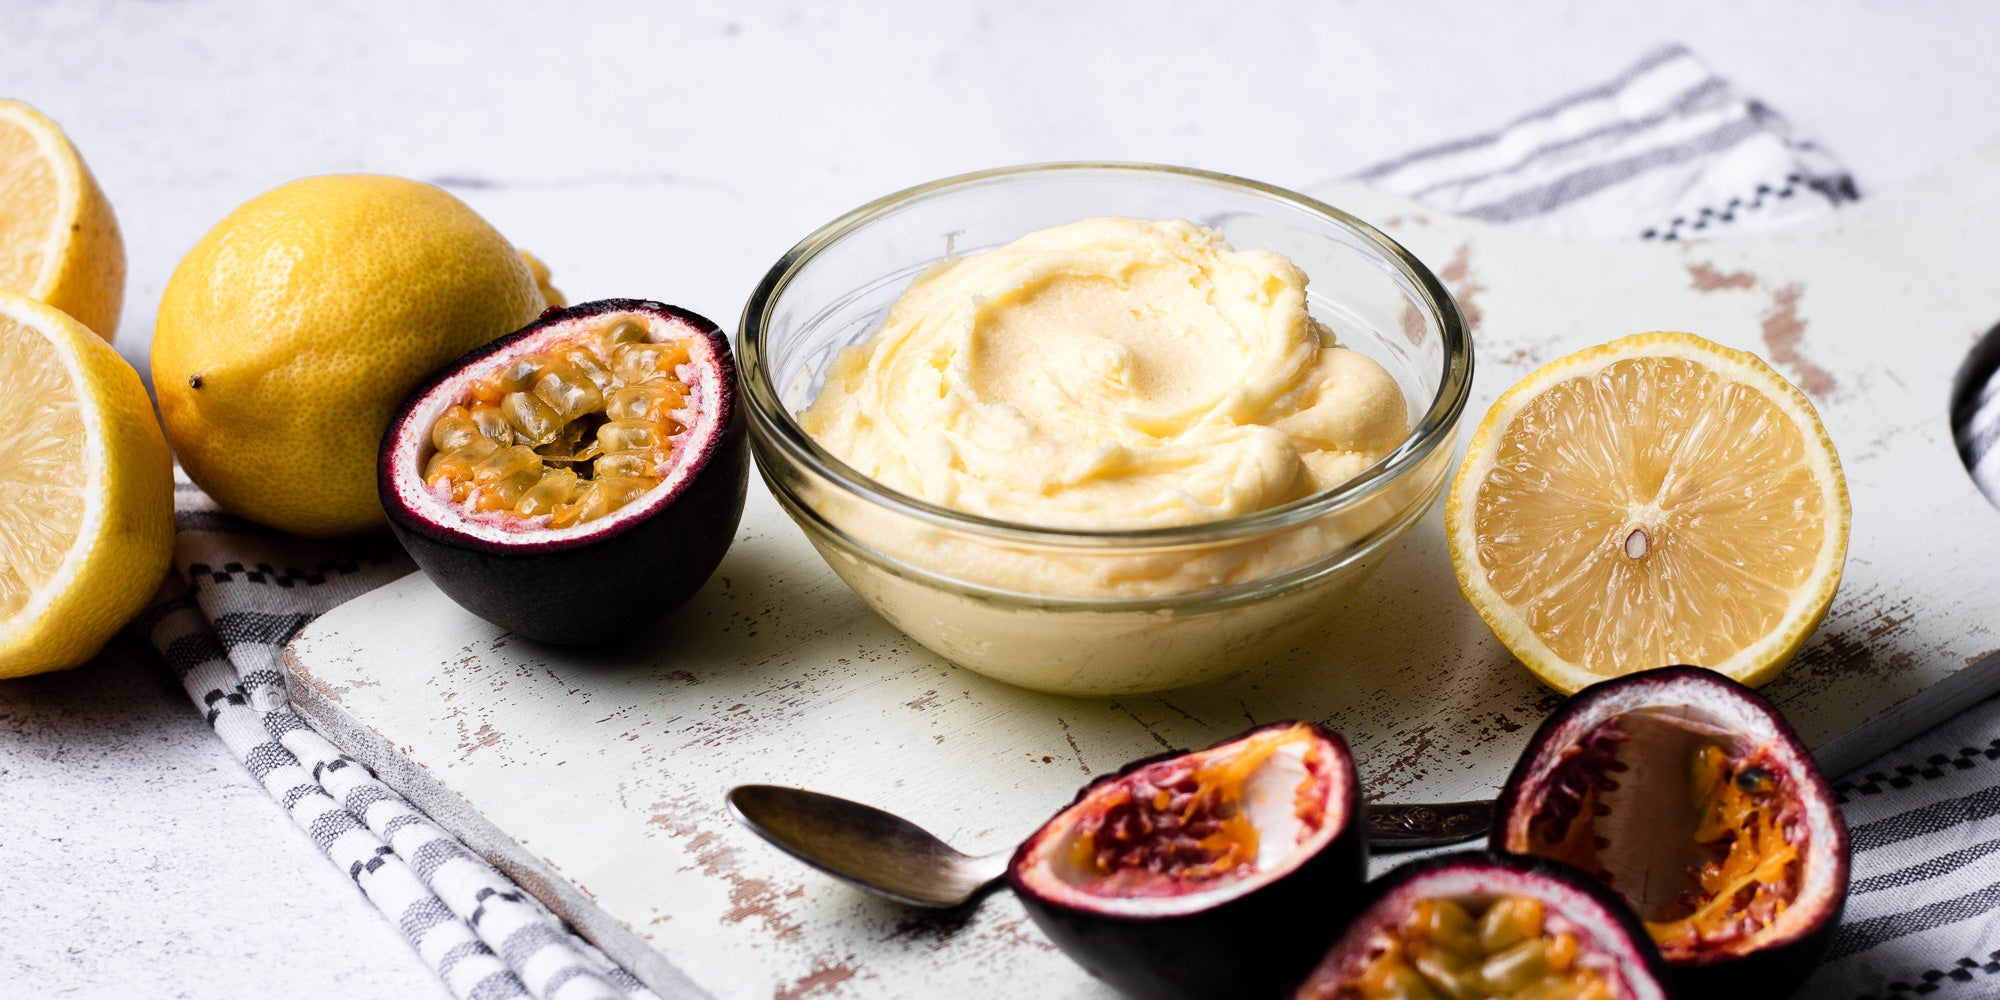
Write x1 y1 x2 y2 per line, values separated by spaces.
153 174 553 538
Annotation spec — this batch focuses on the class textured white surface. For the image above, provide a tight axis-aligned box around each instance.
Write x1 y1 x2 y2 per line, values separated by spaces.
288 146 2000 997
6 1 2000 997
0 633 451 1000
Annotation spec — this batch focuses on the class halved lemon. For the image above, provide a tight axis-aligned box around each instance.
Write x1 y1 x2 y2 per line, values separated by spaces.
0 292 172 678
0 100 125 341
1446 331 1849 693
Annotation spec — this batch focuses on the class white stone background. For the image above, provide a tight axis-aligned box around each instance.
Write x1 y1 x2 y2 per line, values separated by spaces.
4 1 1998 996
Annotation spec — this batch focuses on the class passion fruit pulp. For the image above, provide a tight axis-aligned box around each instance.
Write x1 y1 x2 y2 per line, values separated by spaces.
1009 722 1366 1000
1295 852 1671 1000
380 299 748 643
1491 666 1849 996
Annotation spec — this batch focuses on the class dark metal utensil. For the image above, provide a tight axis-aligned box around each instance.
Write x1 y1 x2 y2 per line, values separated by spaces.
727 784 1493 909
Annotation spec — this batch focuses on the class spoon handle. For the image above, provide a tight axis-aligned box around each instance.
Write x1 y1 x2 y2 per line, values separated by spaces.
1365 800 1495 850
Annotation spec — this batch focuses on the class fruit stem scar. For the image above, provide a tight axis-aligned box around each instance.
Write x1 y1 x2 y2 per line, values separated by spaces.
188 373 203 389
1623 528 1649 560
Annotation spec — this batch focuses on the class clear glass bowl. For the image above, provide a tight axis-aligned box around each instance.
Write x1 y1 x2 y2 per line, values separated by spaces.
738 163 1471 696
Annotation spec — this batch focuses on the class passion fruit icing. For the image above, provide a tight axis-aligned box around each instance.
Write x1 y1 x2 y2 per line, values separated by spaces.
799 217 1410 531
1010 722 1366 1000
1492 666 1849 993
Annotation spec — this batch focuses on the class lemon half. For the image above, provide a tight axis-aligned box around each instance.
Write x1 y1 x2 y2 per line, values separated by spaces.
0 292 173 678
1446 331 1849 693
0 100 126 340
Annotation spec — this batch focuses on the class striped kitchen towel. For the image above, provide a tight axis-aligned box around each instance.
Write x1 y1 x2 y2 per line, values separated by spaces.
1361 44 2000 1000
1956 332 2000 508
1355 43 1858 242
1818 710 2000 999
138 472 658 1000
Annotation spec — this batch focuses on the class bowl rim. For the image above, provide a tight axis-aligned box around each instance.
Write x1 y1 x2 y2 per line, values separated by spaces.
737 160 1473 547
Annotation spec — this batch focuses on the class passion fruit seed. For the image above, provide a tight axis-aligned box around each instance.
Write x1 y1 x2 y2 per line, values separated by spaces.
1735 766 1773 795
602 318 647 349
423 317 691 525
1343 895 1612 1000
1072 762 1247 882
515 466 578 517
468 404 513 445
430 411 482 453
501 390 562 446
532 359 604 418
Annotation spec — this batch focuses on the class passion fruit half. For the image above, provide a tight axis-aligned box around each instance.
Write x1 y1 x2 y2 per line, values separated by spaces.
1295 851 1671 1000
1491 666 1849 996
1009 722 1366 1000
380 299 748 643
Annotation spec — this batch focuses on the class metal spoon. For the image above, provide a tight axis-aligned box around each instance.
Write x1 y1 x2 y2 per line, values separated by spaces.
727 784 1494 909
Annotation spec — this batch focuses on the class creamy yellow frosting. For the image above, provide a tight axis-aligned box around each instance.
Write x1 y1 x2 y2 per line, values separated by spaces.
800 217 1410 531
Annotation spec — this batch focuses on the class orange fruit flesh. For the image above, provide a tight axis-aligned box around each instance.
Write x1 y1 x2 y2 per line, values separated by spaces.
424 318 691 528
1471 355 1827 675
1067 724 1324 895
1341 895 1614 1000
1643 745 1801 954
1527 737 1802 958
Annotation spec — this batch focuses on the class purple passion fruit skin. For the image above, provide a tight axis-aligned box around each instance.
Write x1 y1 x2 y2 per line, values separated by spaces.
1491 666 1850 998
380 299 748 644
1008 721 1367 1000
1294 851 1672 1000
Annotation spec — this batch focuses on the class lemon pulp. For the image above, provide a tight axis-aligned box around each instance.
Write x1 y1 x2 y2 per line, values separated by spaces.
0 312 86 618
0 292 172 678
1448 331 1848 692
1474 355 1828 674
0 115 60 297
0 100 125 340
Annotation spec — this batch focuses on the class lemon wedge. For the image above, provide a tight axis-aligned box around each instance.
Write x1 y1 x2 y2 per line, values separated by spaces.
0 100 125 340
0 292 172 678
1446 331 1849 693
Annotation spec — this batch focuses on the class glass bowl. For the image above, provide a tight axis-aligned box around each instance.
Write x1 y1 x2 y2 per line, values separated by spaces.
738 163 1471 696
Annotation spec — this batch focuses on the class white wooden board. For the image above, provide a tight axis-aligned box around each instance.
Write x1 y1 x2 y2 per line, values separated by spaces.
285 142 2000 999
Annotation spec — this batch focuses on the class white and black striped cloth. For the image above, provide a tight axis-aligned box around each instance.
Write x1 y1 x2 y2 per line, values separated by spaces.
133 43 2000 1000
1359 44 2000 1000
1957 335 2000 509
1355 43 1860 242
139 473 657 1000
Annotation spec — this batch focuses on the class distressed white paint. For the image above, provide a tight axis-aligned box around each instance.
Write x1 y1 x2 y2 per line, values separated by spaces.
286 143 2000 999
